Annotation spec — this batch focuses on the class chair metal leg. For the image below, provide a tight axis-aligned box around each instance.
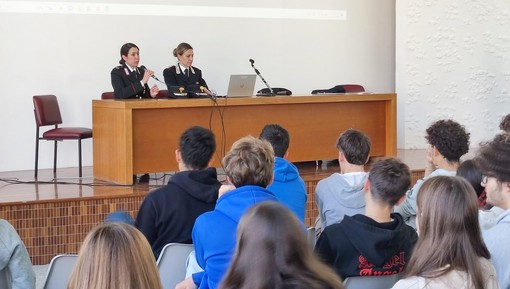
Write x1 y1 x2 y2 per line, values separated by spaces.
78 139 83 178
53 140 58 178
35 134 40 178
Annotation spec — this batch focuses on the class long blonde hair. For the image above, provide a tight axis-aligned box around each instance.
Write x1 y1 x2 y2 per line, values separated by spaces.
68 222 162 289
219 202 344 289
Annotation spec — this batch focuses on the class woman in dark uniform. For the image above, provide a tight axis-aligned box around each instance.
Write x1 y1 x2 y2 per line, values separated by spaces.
163 42 210 94
111 43 159 99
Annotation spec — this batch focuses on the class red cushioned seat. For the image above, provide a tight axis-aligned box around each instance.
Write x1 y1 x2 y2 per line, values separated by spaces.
33 95 93 178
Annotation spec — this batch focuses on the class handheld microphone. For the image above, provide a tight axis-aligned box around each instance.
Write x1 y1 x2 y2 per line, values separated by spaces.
249 59 274 96
140 65 163 83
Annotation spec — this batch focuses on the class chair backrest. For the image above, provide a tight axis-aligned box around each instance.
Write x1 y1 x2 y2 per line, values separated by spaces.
156 89 169 98
342 84 365 93
343 273 402 289
157 243 194 289
101 92 115 99
33 95 63 127
306 227 316 248
42 254 78 289
0 268 11 289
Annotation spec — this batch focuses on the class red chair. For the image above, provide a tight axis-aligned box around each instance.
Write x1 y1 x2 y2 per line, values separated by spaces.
33 95 93 178
342 84 365 93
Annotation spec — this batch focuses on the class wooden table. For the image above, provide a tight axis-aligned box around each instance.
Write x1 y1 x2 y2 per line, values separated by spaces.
92 93 396 185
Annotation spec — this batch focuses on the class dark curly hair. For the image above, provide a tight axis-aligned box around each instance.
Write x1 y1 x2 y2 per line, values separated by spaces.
500 114 510 134
425 119 470 163
475 134 510 183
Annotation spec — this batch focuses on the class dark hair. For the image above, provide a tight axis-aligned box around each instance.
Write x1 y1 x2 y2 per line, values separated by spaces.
219 202 344 289
406 176 490 289
173 42 193 57
368 158 411 206
336 129 371 165
425 119 470 163
259 124 289 157
179 126 216 170
476 133 510 183
457 159 484 197
119 43 139 64
222 136 274 188
500 114 510 134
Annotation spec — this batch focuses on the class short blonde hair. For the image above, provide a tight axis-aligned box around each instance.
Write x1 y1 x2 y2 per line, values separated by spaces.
67 223 162 289
222 136 274 188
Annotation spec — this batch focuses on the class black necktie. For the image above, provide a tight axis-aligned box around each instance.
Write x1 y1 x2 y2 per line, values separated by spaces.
184 68 189 78
134 68 139 79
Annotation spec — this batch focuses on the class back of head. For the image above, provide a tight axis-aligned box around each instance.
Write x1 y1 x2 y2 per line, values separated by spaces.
476 133 510 183
457 159 484 197
407 176 489 288
222 136 274 188
368 158 411 206
500 114 510 134
179 126 216 170
425 119 470 163
259 124 289 158
68 222 162 289
336 129 371 165
173 42 193 57
219 202 344 289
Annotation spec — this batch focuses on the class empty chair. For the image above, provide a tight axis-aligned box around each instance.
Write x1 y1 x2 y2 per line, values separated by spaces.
42 254 78 289
307 227 316 248
343 273 402 289
157 243 194 289
33 95 93 178
101 91 115 99
0 269 11 289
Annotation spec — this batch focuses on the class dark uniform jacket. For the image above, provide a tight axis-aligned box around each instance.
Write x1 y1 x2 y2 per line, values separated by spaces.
111 63 151 99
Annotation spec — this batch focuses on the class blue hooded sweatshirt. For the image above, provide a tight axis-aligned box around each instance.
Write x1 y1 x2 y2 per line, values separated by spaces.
267 157 307 223
191 185 277 289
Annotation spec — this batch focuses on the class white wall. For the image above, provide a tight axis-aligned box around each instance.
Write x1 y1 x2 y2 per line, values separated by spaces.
0 0 395 172
396 0 510 149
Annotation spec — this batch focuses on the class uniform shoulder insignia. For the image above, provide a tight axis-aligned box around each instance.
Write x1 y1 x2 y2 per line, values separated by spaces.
115 65 122 70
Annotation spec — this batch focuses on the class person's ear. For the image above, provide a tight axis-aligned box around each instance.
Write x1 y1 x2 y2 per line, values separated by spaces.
396 194 407 205
364 179 370 193
339 151 345 162
175 149 181 163
284 150 289 159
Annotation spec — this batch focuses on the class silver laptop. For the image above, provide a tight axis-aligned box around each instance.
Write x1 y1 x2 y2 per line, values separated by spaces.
226 74 256 97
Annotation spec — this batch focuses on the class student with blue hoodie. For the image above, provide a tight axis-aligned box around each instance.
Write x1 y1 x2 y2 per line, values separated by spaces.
175 136 277 289
315 129 371 233
259 124 307 222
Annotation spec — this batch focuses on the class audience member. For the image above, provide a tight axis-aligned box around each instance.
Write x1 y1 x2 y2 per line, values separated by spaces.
135 126 220 258
176 136 278 289
477 134 510 289
315 129 371 234
457 159 503 230
259 124 307 222
395 119 470 229
392 176 498 289
315 158 417 279
500 114 510 134
68 222 162 289
219 202 344 289
0 219 35 289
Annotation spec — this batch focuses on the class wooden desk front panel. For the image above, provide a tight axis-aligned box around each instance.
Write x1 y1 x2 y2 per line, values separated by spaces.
93 94 396 184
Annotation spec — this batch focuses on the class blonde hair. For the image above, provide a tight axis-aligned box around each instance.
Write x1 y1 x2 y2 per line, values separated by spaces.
222 136 274 188
67 223 162 289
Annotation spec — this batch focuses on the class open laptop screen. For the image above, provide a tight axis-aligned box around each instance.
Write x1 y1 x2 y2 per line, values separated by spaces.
226 74 256 97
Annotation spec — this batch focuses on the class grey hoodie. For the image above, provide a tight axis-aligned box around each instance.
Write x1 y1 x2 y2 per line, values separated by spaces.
0 219 35 289
315 172 369 227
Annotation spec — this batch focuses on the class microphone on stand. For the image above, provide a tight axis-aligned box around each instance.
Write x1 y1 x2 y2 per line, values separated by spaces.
249 59 275 96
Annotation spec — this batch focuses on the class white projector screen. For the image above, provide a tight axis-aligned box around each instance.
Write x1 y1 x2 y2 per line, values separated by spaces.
0 0 395 171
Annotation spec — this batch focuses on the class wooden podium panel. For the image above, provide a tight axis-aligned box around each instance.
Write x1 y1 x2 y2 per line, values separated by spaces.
93 94 396 185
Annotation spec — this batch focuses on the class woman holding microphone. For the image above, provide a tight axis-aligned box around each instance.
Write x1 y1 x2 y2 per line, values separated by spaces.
111 43 159 99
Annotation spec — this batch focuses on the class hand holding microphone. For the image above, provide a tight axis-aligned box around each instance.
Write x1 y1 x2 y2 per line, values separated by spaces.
140 65 155 85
